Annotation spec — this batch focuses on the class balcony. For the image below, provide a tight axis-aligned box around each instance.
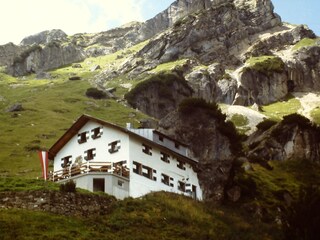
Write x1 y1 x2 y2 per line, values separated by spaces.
49 161 130 182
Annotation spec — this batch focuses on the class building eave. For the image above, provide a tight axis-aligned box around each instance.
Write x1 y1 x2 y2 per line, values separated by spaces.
48 114 198 166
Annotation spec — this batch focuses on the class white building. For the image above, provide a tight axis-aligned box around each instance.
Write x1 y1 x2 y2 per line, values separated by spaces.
49 114 202 200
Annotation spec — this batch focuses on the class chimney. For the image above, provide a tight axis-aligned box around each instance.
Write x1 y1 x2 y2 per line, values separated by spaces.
126 123 133 129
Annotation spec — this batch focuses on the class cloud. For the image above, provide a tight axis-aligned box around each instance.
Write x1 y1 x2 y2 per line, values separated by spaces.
0 0 147 45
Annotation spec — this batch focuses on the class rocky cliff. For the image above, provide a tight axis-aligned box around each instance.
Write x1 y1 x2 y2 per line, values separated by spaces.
158 99 241 202
117 0 319 111
245 114 320 163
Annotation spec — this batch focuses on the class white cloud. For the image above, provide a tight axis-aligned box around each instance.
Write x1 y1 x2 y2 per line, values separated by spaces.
0 0 147 45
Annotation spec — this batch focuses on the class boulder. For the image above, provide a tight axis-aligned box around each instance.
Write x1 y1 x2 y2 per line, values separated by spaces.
72 63 82 68
6 103 23 112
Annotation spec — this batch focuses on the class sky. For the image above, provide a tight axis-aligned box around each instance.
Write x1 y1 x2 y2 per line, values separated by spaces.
0 0 318 45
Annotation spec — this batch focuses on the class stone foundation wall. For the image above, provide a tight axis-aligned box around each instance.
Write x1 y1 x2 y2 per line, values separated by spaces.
0 190 115 217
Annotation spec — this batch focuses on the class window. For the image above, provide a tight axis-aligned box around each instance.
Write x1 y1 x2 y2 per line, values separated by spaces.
61 156 72 168
142 143 152 155
158 135 164 142
178 181 186 192
78 131 89 144
175 142 180 149
133 161 156 181
185 183 192 193
161 174 174 187
177 160 186 170
93 178 105 192
108 140 121 153
142 166 157 181
84 148 96 161
160 152 170 163
133 161 142 175
91 127 103 139
118 180 124 187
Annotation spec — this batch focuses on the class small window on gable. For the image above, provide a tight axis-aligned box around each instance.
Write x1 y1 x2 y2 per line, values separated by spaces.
61 156 72 168
84 148 96 161
177 160 186 170
78 131 89 144
142 143 152 155
108 140 121 153
92 127 103 139
160 152 170 163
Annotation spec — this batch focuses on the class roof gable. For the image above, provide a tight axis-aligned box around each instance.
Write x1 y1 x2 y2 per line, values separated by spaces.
48 114 198 166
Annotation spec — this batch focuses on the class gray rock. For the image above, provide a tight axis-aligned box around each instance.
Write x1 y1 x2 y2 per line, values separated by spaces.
72 63 82 68
6 103 23 112
36 71 52 79
90 65 101 72
158 107 236 202
20 29 68 46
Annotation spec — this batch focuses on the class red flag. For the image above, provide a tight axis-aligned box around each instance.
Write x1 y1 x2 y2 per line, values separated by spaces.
38 151 49 180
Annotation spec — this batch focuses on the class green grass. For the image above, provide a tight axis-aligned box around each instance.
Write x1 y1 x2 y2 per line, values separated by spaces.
292 38 319 51
0 209 96 240
0 191 283 240
261 96 301 121
150 59 188 73
235 160 320 225
310 107 320 124
229 113 250 135
0 177 59 192
243 56 285 76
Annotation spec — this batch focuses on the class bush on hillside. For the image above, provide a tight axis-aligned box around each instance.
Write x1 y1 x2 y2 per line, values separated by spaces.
60 180 76 193
256 119 277 131
86 88 107 99
282 185 320 240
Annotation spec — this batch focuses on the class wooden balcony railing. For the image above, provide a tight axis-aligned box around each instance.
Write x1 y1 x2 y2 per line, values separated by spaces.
49 161 130 182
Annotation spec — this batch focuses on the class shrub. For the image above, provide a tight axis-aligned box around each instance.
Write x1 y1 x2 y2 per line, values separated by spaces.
282 185 320 240
178 98 224 120
85 88 107 99
60 180 76 193
256 119 277 131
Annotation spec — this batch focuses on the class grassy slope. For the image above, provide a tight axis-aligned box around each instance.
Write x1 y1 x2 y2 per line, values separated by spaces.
0 42 150 178
0 191 283 240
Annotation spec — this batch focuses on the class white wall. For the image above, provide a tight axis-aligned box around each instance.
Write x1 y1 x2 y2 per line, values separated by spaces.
53 121 203 200
54 121 130 172
128 136 202 200
60 173 130 200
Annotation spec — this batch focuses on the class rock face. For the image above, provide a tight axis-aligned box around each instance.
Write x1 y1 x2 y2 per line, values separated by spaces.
158 101 239 202
20 29 68 46
125 73 193 119
117 0 319 108
7 41 85 76
0 42 25 67
245 115 320 163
